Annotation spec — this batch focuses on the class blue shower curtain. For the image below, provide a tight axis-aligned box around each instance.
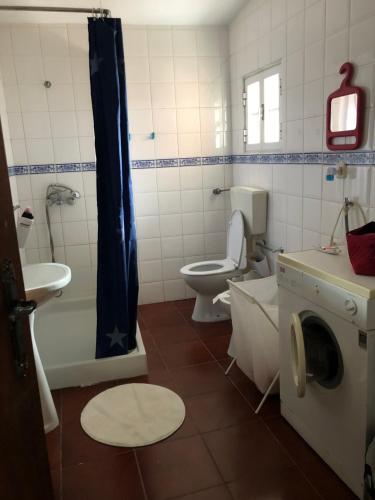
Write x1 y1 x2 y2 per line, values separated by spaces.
88 17 138 358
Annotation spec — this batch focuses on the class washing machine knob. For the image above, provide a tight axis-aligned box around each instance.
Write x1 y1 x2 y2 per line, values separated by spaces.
344 299 357 315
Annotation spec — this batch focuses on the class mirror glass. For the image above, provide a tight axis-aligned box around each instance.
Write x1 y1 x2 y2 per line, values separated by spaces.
330 93 358 132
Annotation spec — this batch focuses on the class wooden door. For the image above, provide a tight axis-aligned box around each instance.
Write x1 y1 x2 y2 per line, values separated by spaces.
0 119 53 499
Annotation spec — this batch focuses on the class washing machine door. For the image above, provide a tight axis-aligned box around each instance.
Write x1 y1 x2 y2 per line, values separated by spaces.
290 311 344 398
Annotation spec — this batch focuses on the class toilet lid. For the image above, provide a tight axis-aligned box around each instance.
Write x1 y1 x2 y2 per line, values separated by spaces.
227 210 244 266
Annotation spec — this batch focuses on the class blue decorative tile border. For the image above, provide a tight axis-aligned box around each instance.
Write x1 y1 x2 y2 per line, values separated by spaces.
7 151 375 176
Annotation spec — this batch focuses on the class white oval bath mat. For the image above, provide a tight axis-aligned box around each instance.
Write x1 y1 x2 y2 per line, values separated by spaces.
80 383 185 447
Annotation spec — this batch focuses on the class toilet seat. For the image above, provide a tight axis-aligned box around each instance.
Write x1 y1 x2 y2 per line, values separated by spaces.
181 258 236 276
180 210 245 277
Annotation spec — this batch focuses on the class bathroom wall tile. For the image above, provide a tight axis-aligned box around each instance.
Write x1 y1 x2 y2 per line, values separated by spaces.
204 232 226 254
287 195 303 227
350 0 375 25
180 166 202 190
150 83 175 108
23 112 51 139
321 201 345 241
11 139 28 164
286 50 303 88
175 83 199 108
286 224 302 251
204 211 226 233
40 26 69 57
36 222 63 248
139 260 162 284
164 279 186 301
350 17 375 66
128 109 153 134
50 111 78 138
76 110 94 136
138 238 162 261
148 30 173 57
19 85 48 112
131 134 155 160
325 31 349 76
26 138 54 164
134 192 159 217
62 221 88 245
162 258 184 281
174 57 198 83
177 109 201 134
303 79 323 118
304 41 324 83
138 282 164 305
44 57 73 84
46 84 75 112
322 166 344 202
150 57 174 83
87 219 98 243
303 116 323 152
183 234 205 257
155 133 179 158
132 169 157 193
172 29 197 57
85 196 97 220
202 165 225 189
70 58 89 84
178 133 201 157
305 1 324 46
303 229 321 249
14 56 44 84
79 137 96 162
286 85 303 121
125 57 150 83
303 165 322 199
65 244 91 269
53 137 80 163
11 26 41 56
158 191 181 215
161 236 184 258
123 29 148 57
156 167 180 191
152 109 177 134
203 189 225 211
181 190 204 213
326 0 349 36
73 83 92 111
303 197 322 232
136 216 160 239
67 24 89 56
182 212 204 235
287 12 304 54
7 112 24 139
160 214 182 237
286 120 303 152
3 85 20 113
344 166 371 206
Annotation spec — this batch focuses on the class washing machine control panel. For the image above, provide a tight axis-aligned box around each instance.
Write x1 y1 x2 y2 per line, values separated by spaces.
277 262 371 329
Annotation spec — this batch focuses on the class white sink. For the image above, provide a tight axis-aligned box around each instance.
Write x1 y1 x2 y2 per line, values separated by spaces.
23 263 71 306
22 263 71 433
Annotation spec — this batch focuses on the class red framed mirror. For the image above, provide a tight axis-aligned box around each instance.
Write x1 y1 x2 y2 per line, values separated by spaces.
326 62 365 151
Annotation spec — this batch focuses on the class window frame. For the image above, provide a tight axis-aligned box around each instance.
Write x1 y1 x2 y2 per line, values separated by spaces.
243 63 282 152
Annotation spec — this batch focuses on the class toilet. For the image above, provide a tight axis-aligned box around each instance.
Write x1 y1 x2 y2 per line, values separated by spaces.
180 186 267 322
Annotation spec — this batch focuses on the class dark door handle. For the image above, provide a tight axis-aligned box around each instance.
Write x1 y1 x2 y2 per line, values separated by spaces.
1 260 36 377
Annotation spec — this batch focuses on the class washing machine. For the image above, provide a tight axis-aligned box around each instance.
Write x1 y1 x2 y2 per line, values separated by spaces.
277 248 375 498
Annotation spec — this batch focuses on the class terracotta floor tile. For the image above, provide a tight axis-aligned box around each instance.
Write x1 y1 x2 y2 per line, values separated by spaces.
139 302 184 328
62 452 145 500
203 335 231 360
174 485 232 500
150 323 199 347
186 388 254 433
203 420 293 482
137 435 222 500
297 452 357 500
158 339 213 369
228 465 321 500
146 346 168 374
173 362 233 398
61 381 115 424
192 320 233 339
61 382 129 467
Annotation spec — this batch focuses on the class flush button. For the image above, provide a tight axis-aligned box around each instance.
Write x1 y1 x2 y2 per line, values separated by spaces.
344 299 357 315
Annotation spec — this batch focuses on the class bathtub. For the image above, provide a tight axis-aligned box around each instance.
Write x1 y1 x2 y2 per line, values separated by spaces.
34 296 147 390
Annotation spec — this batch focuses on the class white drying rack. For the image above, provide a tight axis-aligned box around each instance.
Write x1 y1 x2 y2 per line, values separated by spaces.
224 286 280 415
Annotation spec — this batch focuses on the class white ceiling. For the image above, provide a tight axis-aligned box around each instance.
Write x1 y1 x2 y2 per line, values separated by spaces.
0 0 248 25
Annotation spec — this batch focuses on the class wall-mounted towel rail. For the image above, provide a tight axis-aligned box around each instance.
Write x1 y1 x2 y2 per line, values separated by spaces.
256 240 284 253
212 187 230 195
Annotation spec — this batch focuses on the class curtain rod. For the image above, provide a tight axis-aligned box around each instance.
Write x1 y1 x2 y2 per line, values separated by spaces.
0 5 111 17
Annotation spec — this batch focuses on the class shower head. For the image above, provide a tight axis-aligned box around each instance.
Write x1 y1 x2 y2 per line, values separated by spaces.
46 184 81 206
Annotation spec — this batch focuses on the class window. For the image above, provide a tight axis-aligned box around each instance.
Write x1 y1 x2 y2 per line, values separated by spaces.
244 65 281 150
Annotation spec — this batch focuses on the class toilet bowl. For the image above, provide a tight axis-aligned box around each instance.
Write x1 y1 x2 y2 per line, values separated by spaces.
180 209 246 322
